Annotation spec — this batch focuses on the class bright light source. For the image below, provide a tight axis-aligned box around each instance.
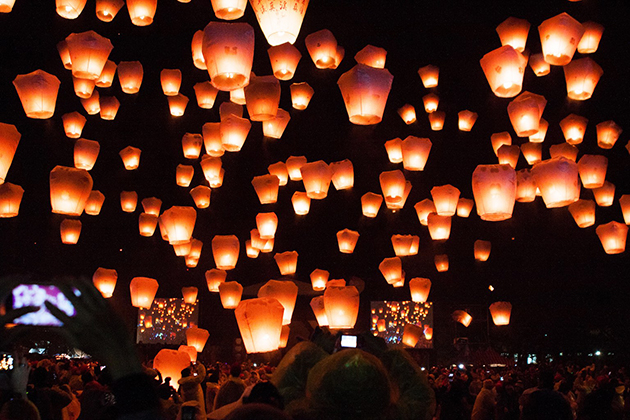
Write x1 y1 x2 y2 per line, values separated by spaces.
595 350 601 356
458 363 465 370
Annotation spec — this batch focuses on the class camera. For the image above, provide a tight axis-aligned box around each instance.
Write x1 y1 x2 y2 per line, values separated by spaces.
10 284 76 326
340 335 358 348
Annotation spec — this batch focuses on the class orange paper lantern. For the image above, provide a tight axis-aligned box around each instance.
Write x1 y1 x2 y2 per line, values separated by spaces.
220 115 251 152
56 0 87 19
427 214 452 241
65 31 113 80
211 235 240 270
160 206 197 245
93 268 117 298
153 350 190 389
337 229 359 254
160 69 182 96
81 91 100 115
310 296 329 327
256 212 278 239
291 192 311 215
472 164 517 221
337 64 393 125
538 12 584 66
202 22 255 91
414 199 436 226
521 142 542 165
578 21 604 54
73 139 100 171
219 281 243 309
409 278 431 303
186 327 209 352
401 136 432 171
0 123 20 184
529 53 550 77
458 110 478 131
330 159 354 190
592 181 615 207
516 169 537 203
564 58 603 101
263 109 291 139
456 198 474 218
138 213 158 236
96 0 124 22
431 185 460 216
384 138 403 164
126 0 157 26
117 61 144 94
205 269 227 293
355 44 387 68
310 269 330 291
300 161 332 199
596 121 622 149
250 0 309 45
13 70 61 119
391 234 419 256
532 157 580 208
417 64 439 88
324 286 360 330
268 43 301 80
290 82 314 110
193 82 218 109
235 297 284 353
0 183 23 218
489 301 512 326
130 277 159 309
361 192 383 218
61 112 86 139
274 251 299 276
480 45 527 98
452 310 473 327
120 191 138 213
560 114 588 145
258 280 299 325
507 91 547 137
99 96 120 120
496 17 530 52
596 221 628 254
379 257 403 285
181 287 198 304
577 154 607 189
49 166 93 216
402 324 423 347
474 240 492 261
568 199 596 228
434 254 449 272
85 190 105 216
96 60 117 88
189 185 211 209
398 104 416 124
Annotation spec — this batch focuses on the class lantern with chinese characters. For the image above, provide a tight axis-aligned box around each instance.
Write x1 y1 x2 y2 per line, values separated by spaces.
355 44 387 68
300 161 332 199
0 183 23 218
120 191 138 213
256 212 278 239
491 132 511 156
391 234 419 256
489 301 512 326
564 58 603 101
65 31 113 80
268 43 301 80
310 296 329 327
474 240 492 261
290 82 314 110
305 29 339 69
593 182 615 207
0 123 20 184
96 0 124 22
337 229 359 254
220 115 251 152
560 114 588 145
516 169 536 203
428 214 451 241
49 166 93 216
96 60 117 88
414 199 436 226
452 310 473 327
263 109 291 139
13 70 61 119
384 138 403 164
212 235 240 270
310 269 329 291
402 136 432 171
119 146 141 170
472 164 517 221
409 278 431 303
532 158 580 208
402 324 423 347
181 287 198 305
219 281 243 309
286 156 307 181
252 175 279 205
186 327 209 353
167 94 188 117
330 160 354 190
194 82 218 110
458 110 478 131
202 22 254 91
596 222 627 254
568 199 596 228
480 45 527 98
160 69 182 96
496 17 530 52
130 277 159 309
549 143 578 162
160 206 196 245
498 145 520 169
117 61 143 94
538 12 584 66
250 0 308 45
507 91 547 137
337 64 393 125
244 76 280 121
418 64 439 88
361 193 383 218
56 0 86 19
398 104 416 124
457 198 474 218
81 91 100 115
379 257 403 285
434 255 449 272
291 192 310 215
61 112 86 139
274 251 298 276
189 186 211 209
205 269 227 292
138 213 158 236
85 191 105 215
73 139 100 171
236 297 284 353
93 268 117 298
324 286 359 330
431 185 460 216
529 53 550 77
126 0 157 26
577 154 607 189
258 280 298 326
153 350 191 388
521 142 542 165
99 96 120 120
578 21 604 54
596 121 622 149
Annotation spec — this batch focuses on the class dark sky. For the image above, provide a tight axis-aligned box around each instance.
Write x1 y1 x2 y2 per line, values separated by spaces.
1 0 629 356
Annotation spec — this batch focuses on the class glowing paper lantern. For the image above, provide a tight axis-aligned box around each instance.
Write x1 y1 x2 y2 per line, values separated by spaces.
330 159 354 190
417 64 439 88
126 0 157 26
160 206 196 245
310 296 329 327
236 297 284 353
268 43 301 80
414 199 436 226
458 110 478 131
185 328 209 354
402 136 432 171
472 164 517 221
139 213 158 236
130 277 158 309
250 0 308 45
578 21 604 54
560 114 588 145
81 91 100 115
0 123 20 184
96 0 124 22
434 255 449 272
516 169 536 203
456 198 474 218
427 214 451 241
568 199 596 228
56 0 86 19
220 115 251 152
173 241 192 257
577 154 607 189
99 96 120 120
431 185 460 216
474 240 491 261
398 104 417 124
355 44 387 68
337 229 359 254
564 58 603 101
489 302 512 326
246 240 259 258
379 257 403 285
529 53 550 77
422 93 439 113
72 77 95 99
596 121 622 149
230 88 246 105
181 287 198 305
290 82 314 110
205 269 227 293
178 346 197 363
384 138 403 164
305 29 340 69
252 175 279 205
619 195 630 225
211 235 240 270
274 251 298 276
480 45 527 98
0 0 15 13
428 111 445 131
13 70 60 119
180 133 202 160
402 324 423 347
160 69 182 96
497 144 520 169
529 118 548 143
258 280 298 325
200 156 223 186
49 166 93 216
592 181 615 207
120 191 138 213
141 197 161 216
301 161 332 199
56 41 72 69
424 327 433 340
256 212 278 239
361 193 383 218
85 191 105 216
191 31 206 70
118 61 144 94
167 94 188 117
219 281 243 309
538 12 584 66
491 132 512 156
310 269 329 291
521 142 542 165
409 278 431 303
263 109 291 139
210 0 246 20
380 170 406 207
74 139 100 171
452 310 472 327
286 156 307 181
65 31 113 81
337 64 393 125
0 183 23 218
92 268 117 299
153 350 191 388
96 60 117 88
202 22 255 91
496 17 530 52
324 286 359 330
391 234 419 256
532 157 580 208
549 143 578 162
244 76 281 121
507 91 547 137
61 112 86 139
596 222 628 254
292 192 311 215
194 82 218 109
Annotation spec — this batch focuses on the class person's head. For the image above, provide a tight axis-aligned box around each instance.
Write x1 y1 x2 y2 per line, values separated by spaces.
0 398 41 420
483 379 494 390
243 382 284 409
538 370 555 390
230 364 242 378
31 367 50 388
181 368 191 378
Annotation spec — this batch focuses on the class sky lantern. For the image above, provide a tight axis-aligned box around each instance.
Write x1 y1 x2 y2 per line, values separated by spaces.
65 31 113 81
0 123 20 184
202 22 255 91
305 29 339 69
141 197 161 216
202 123 224 157
263 108 291 139
507 91 547 137
185 255 200 268
96 60 117 88
532 157 580 208
422 93 439 113
414 199 436 226
209 0 246 19
93 268 117 298
474 240 492 261
158 217 169 241
379 257 403 285
549 143 578 162
310 296 329 327
538 12 584 66
73 139 100 171
99 96 120 120
361 192 383 218
490 132 511 157
268 43 301 80
619 195 630 225
235 297 284 353
286 156 307 181
220 102 244 119
160 69 182 96
96 0 124 22
0 183 23 218
56 0 86 19
568 199 596 228
219 281 243 309
593 181 615 207
244 75 281 121
417 64 439 88
260 238 274 253
560 114 588 145
310 269 329 291
120 191 138 212
250 0 308 45
496 17 530 52
212 235 240 270
178 345 197 363
596 222 628 254
427 214 452 241
384 138 403 164
431 185 460 216
181 133 203 160
458 110 478 131
480 45 527 98
252 174 280 204
516 169 536 203
205 269 227 292
380 170 406 206
186 327 209 353
126 0 157 26
497 144 520 169
521 142 542 165
81 91 100 115
564 58 603 101
230 88 246 105
85 191 105 215
49 166 93 216
456 198 474 218
472 164 517 221
191 31 206 70
61 112 86 139
402 324 423 347
386 181 410 210
130 277 159 309
452 310 473 327
194 82 218 109
397 104 417 124
290 82 314 110
578 21 604 54
577 154 607 189
117 61 143 94
181 287 198 304
258 280 298 325
301 161 332 199
138 213 158 236
160 206 196 245
409 278 431 303
324 286 359 330
167 94 189 117
256 212 278 239
274 251 299 276
596 121 622 149
220 115 251 152
489 301 512 326
402 136 432 171
424 327 434 340
337 64 393 125
291 191 311 215
331 159 354 190
72 77 95 99
391 234 419 256
529 53 550 77
428 111 445 131
153 349 191 389
13 70 60 119
337 229 360 254
188 239 203 260
529 118 548 143
0 0 15 13
279 326 291 348
56 41 72 69
434 254 449 272
355 44 387 68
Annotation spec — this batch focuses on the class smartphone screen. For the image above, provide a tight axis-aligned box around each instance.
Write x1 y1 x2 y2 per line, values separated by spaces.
0 353 13 371
12 284 76 326
340 335 357 348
